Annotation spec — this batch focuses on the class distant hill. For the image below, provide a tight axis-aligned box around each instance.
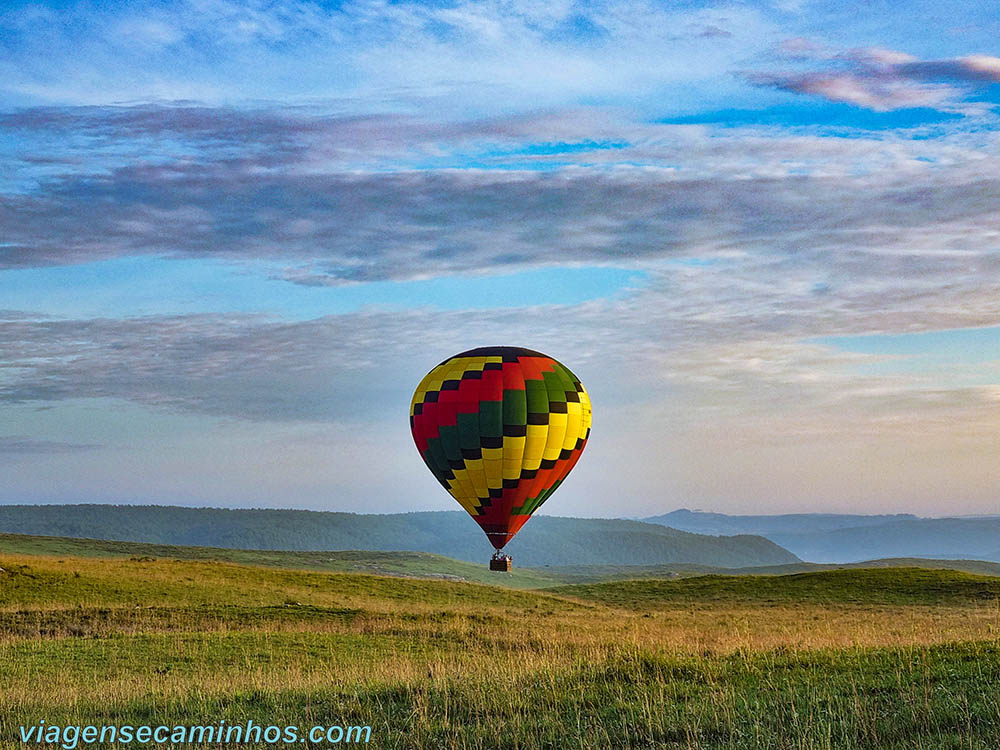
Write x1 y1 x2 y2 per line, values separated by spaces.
645 510 1000 563
766 518 1000 564
0 504 799 568
646 509 920 536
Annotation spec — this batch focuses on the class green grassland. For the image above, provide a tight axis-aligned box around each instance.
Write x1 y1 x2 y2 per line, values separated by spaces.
550 568 1000 607
4 540 1000 748
534 557 1000 584
5 531 1000 589
0 532 565 588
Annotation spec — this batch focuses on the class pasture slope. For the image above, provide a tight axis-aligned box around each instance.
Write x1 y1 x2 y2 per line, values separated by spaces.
3 538 1000 748
5 531 1000 586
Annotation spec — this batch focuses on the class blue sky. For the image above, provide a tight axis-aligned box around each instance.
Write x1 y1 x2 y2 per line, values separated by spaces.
3 0 1000 516
819 326 1000 388
0 257 645 318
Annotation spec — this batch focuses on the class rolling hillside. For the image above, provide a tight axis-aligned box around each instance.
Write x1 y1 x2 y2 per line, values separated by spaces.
0 532 566 588
4 533 1000 590
548 567 1000 608
0 504 800 567
537 557 1000 583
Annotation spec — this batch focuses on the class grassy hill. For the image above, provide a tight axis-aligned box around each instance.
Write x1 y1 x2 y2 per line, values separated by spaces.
0 552 574 613
0 532 566 588
0 504 800 567
536 557 1000 583
548 567 1000 608
5 533 1000 591
4 549 1000 748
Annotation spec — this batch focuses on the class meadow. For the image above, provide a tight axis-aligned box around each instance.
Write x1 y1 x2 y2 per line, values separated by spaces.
3 540 1000 748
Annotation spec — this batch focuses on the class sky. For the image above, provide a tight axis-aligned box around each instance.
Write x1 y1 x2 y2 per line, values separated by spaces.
2 0 1000 517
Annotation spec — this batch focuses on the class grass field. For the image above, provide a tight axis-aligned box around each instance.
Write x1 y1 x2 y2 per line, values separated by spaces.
0 532 566 589
5 531 1000 587
3 540 1000 748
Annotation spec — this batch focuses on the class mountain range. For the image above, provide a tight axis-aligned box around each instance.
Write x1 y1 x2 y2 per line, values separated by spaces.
4 504 996 567
645 509 1000 563
0 504 799 568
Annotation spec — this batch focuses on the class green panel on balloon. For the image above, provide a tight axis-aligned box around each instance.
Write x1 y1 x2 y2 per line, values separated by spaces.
503 389 527 426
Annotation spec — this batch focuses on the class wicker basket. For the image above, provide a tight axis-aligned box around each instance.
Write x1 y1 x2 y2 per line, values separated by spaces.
489 556 512 572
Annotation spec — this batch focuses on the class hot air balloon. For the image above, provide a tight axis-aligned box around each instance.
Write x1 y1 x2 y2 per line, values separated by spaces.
409 346 592 569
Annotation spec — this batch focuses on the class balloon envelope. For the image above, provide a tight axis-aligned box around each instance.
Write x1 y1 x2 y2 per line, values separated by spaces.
410 346 592 549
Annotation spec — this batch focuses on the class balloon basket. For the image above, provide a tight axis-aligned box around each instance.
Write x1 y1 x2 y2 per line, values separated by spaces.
489 553 512 572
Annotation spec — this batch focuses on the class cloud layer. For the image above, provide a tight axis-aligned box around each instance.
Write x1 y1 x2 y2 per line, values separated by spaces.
5 102 1000 433
4 105 1000 284
749 45 1000 111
